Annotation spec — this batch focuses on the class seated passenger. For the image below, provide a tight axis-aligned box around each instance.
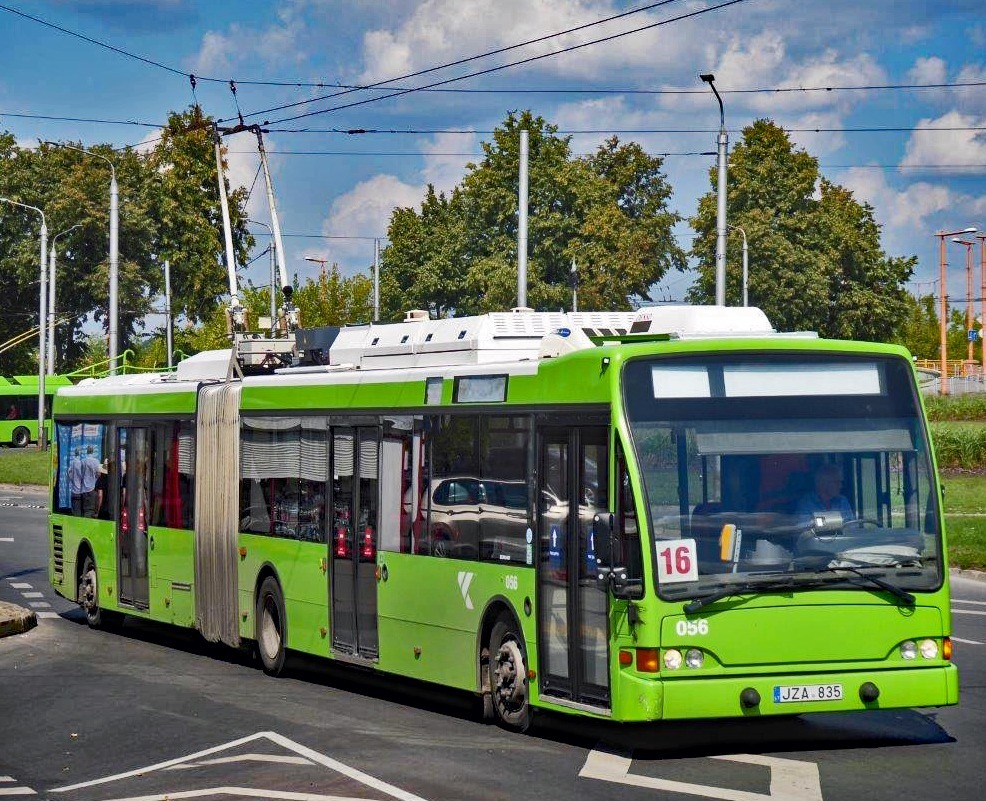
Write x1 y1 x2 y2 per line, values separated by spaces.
795 463 853 521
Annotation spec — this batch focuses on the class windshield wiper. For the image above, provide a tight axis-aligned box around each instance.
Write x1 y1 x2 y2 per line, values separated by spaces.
682 578 822 613
817 566 915 606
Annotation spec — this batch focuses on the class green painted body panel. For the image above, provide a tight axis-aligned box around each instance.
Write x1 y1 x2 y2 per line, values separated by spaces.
237 534 330 655
660 599 945 665
148 526 196 627
375 552 535 693
53 390 197 417
50 514 121 614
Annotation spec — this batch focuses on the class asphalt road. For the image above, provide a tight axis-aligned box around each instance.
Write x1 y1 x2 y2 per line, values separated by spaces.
2 490 985 801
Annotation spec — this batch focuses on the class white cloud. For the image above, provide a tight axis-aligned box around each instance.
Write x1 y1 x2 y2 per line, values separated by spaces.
358 0 700 85
420 130 477 194
907 56 947 86
320 174 423 271
185 3 307 77
900 111 986 172
841 167 954 233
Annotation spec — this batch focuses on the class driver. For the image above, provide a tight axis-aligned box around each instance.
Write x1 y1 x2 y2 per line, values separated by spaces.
795 463 853 521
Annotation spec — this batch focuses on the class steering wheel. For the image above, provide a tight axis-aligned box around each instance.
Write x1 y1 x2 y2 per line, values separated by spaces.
844 517 883 529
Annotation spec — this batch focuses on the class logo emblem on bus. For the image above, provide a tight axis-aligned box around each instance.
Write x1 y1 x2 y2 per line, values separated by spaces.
457 571 474 610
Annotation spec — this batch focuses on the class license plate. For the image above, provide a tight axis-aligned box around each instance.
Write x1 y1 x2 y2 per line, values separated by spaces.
773 683 843 703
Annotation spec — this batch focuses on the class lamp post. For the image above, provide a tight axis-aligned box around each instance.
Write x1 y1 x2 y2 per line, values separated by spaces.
373 237 380 322
952 238 976 364
251 220 277 330
47 223 80 375
730 225 748 307
0 197 47 448
935 227 977 395
700 73 728 307
46 143 119 373
977 234 986 378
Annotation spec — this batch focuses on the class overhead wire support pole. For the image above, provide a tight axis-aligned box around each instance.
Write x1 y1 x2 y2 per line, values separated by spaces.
517 129 529 309
48 223 80 374
373 238 380 322
701 73 728 307
164 259 173 369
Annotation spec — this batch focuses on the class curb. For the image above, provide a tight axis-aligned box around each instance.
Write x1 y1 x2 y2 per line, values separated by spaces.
950 568 986 583
0 601 37 639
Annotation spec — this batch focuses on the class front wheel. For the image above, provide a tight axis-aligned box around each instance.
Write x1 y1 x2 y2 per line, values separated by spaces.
11 426 29 448
78 555 122 629
488 616 532 732
256 576 287 676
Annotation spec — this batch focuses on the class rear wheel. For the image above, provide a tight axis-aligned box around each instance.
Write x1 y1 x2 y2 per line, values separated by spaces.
11 427 29 448
488 616 532 732
256 576 287 676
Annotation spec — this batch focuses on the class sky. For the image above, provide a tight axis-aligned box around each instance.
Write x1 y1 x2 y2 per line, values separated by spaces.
1 0 985 320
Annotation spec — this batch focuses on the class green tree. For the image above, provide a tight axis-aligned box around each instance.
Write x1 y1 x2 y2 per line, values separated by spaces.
150 106 253 322
893 294 940 360
689 120 914 340
380 111 685 319
0 106 252 375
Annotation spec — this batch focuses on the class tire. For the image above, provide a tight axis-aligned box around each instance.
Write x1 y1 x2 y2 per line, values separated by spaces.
78 554 122 630
256 576 287 676
488 616 532 732
11 427 30 448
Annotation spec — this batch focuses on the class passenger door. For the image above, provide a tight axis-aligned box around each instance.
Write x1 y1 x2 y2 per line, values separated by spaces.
330 426 380 659
536 422 611 708
116 426 151 609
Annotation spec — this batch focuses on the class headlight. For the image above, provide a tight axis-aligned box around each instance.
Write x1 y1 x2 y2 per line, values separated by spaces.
900 640 918 660
663 648 683 670
685 648 705 669
919 639 938 659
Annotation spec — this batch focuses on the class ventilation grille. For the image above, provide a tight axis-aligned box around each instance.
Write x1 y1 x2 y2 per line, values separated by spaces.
52 523 64 582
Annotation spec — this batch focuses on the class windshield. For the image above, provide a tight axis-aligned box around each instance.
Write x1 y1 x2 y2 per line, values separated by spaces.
622 353 942 600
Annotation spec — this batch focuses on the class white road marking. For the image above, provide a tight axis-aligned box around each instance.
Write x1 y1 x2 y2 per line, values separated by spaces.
580 748 823 801
0 538 14 543
51 731 430 801
36 612 60 619
166 754 313 769
952 598 986 606
21 592 43 599
952 637 983 645
952 609 986 616
8 583 31 590
0 787 36 796
28 602 51 609
95 789 375 801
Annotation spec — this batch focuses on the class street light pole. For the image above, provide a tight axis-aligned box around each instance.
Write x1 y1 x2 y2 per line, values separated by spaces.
0 197 47 448
47 223 80 375
701 73 728 307
730 226 748 307
977 234 986 378
953 239 976 364
935 227 977 395
46 143 119 373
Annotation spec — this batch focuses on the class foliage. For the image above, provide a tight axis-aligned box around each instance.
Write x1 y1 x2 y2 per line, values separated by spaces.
924 393 986 422
131 264 372 362
929 422 986 469
688 120 915 341
0 106 252 375
380 111 685 319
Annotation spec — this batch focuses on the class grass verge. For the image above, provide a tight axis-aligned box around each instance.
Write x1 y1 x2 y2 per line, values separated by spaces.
0 448 50 486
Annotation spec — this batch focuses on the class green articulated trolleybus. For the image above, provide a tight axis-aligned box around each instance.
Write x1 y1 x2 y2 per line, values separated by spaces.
48 305 957 730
